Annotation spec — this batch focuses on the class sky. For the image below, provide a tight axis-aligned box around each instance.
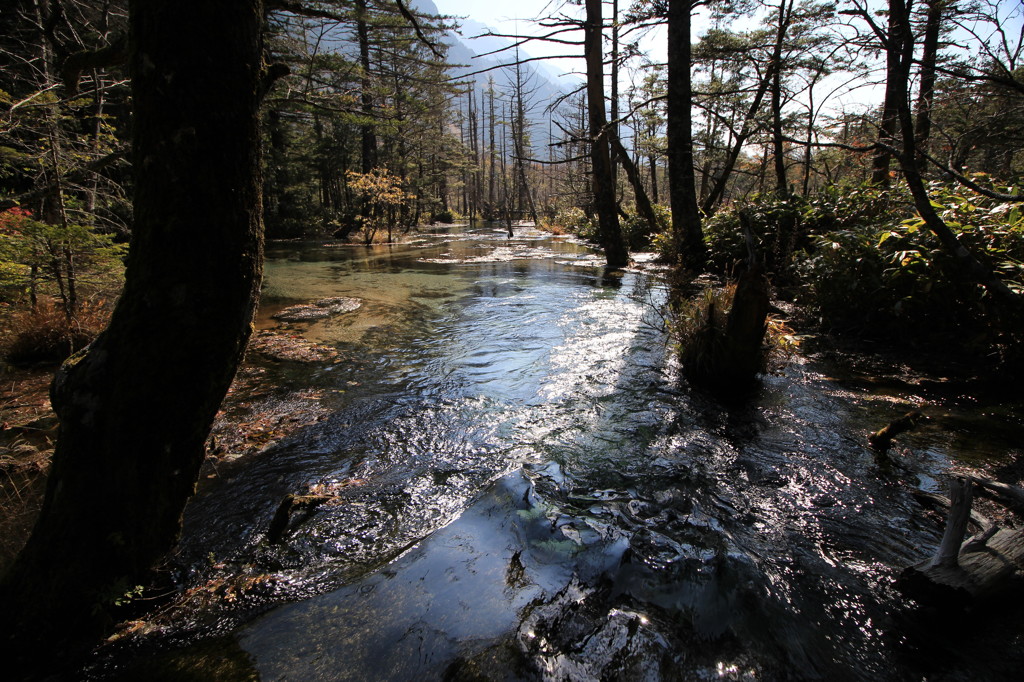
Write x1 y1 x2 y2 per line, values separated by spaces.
434 0 571 35
433 0 666 80
431 0 1024 120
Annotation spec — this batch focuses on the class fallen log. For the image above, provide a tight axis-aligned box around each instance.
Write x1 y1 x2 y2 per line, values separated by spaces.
910 490 993 533
964 474 1024 515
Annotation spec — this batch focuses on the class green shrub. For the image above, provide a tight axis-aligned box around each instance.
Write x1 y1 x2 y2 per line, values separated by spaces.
695 182 1023 359
553 206 595 240
430 209 456 224
702 185 911 279
793 181 1024 346
621 204 670 251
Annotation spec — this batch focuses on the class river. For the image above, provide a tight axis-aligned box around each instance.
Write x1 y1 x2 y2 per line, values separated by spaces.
95 224 1024 680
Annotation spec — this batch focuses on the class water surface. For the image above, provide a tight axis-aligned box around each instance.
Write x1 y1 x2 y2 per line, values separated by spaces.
98 224 1024 680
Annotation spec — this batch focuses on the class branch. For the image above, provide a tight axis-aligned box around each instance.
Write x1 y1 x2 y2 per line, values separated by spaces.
927 62 1024 96
394 0 444 59
0 150 127 213
268 0 348 23
920 151 1024 202
447 54 582 82
781 134 882 154
60 33 128 96
269 1 444 58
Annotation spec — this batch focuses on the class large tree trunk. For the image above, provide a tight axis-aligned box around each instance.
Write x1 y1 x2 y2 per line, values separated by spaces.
584 0 628 268
667 0 705 271
0 0 265 672
914 0 944 169
871 6 903 186
769 0 794 197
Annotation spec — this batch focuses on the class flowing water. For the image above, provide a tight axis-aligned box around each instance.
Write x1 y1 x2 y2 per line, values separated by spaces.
96 225 1024 680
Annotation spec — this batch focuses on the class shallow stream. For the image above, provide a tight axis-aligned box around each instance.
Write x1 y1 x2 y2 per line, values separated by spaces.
98 224 1024 680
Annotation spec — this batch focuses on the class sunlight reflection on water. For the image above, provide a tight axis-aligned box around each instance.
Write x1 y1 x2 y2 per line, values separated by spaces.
97 225 1024 681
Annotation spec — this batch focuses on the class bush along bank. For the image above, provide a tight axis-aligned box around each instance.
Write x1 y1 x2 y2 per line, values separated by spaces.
674 181 1024 378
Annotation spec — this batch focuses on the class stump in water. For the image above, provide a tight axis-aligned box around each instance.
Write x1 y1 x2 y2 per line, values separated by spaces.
267 494 333 544
680 264 770 392
899 478 1024 605
679 210 771 394
723 261 771 384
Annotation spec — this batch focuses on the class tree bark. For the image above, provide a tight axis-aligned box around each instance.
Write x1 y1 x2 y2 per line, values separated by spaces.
611 135 659 237
0 0 265 671
871 6 903 186
356 0 377 173
770 0 794 197
584 0 628 268
914 0 944 169
667 0 705 271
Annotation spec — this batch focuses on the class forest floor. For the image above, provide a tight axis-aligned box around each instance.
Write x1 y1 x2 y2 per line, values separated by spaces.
0 326 341 572
0 364 54 572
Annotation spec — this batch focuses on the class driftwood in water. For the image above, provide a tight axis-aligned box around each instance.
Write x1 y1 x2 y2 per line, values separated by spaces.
911 490 993 534
869 410 926 452
899 478 1024 604
267 494 333 544
965 474 1024 514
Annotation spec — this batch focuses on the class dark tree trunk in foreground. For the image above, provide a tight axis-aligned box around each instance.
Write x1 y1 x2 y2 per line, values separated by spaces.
667 0 705 271
584 0 628 269
0 0 265 672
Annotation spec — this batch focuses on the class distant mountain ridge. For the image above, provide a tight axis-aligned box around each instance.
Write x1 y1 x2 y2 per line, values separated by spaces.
411 0 578 151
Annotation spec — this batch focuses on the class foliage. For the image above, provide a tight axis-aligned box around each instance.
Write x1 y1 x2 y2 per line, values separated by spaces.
0 207 125 310
430 209 456 224
691 181 1023 362
791 182 1024 353
621 204 671 251
346 169 415 244
552 206 596 240
260 3 462 239
701 185 910 278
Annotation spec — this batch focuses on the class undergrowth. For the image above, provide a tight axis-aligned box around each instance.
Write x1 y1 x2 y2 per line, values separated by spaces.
3 298 110 365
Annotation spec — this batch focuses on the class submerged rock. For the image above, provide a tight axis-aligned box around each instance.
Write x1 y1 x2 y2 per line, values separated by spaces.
272 297 361 322
248 330 340 363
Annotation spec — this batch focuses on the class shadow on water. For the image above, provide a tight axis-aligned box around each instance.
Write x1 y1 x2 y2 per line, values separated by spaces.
91 225 1024 680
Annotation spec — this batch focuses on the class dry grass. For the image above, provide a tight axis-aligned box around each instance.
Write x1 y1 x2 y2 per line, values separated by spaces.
3 298 110 365
536 219 570 235
670 283 737 381
670 283 797 385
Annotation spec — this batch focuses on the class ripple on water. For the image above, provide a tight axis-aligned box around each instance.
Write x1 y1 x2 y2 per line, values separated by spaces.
101 228 1024 681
